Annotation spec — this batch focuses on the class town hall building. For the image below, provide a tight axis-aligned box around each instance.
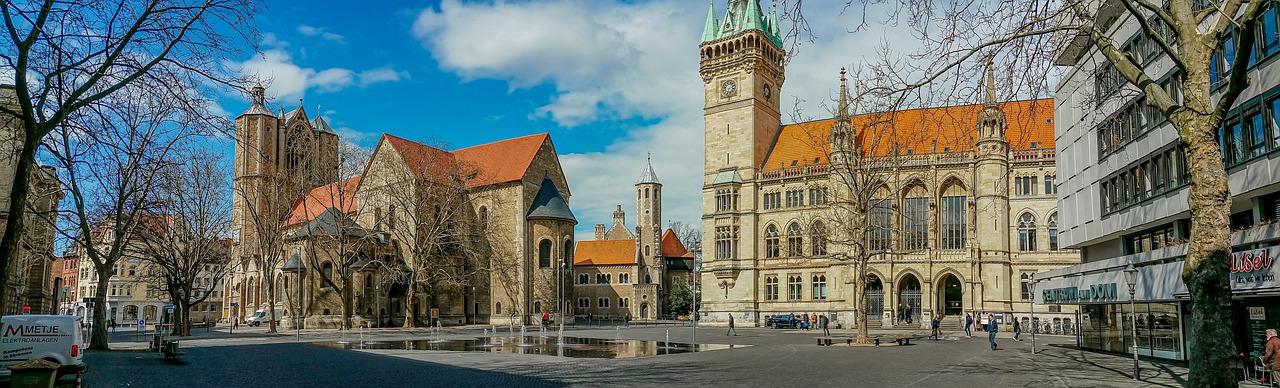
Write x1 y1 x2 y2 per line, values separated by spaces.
697 0 1081 331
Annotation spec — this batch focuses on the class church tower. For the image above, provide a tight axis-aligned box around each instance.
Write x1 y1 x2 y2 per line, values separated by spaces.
699 0 784 322
973 65 1012 311
636 155 662 283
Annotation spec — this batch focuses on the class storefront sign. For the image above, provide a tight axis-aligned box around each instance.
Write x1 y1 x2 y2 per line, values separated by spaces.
1232 249 1275 284
1250 306 1266 321
1042 283 1119 303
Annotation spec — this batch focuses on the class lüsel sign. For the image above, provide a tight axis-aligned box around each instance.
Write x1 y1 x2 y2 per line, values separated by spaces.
1042 283 1119 304
1232 248 1275 284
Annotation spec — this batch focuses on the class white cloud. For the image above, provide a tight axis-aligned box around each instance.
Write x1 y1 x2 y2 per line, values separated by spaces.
235 36 409 101
358 66 411 87
297 25 346 44
411 0 933 241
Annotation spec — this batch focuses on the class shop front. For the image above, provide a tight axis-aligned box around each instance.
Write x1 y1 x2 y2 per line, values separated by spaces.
1034 245 1280 361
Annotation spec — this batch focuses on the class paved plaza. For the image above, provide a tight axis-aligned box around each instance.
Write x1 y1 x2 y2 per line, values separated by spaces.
73 324 1205 387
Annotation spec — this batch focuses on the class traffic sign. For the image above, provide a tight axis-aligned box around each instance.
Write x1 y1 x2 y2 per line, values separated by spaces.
165 305 175 313
139 319 145 327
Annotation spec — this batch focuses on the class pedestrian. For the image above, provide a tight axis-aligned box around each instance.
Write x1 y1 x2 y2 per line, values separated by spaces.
542 312 550 328
624 313 630 328
964 313 973 338
727 314 737 336
930 316 940 340
987 314 999 350
811 314 818 331
820 314 830 336
1013 318 1022 341
905 305 913 325
1263 329 1280 377
897 303 905 323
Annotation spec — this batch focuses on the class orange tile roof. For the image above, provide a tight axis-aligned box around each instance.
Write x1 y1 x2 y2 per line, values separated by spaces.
453 133 548 187
762 99 1054 171
283 176 361 227
381 133 548 188
574 239 636 266
660 229 694 258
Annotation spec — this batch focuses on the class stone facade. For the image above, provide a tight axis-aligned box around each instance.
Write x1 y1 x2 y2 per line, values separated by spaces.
229 88 576 328
0 85 62 315
697 0 1079 329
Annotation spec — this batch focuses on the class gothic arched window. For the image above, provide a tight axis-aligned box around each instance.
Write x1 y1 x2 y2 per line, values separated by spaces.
539 239 552 268
1018 213 1038 251
1048 212 1059 251
764 225 780 259
787 223 803 256
811 221 827 256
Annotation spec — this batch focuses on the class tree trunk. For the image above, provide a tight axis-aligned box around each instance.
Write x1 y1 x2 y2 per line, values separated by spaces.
1177 109 1237 387
403 292 415 328
0 131 42 310
89 274 110 350
858 270 869 344
342 280 352 330
266 276 277 333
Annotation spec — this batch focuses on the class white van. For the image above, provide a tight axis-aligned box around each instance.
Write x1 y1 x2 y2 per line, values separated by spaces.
0 315 87 377
244 308 283 327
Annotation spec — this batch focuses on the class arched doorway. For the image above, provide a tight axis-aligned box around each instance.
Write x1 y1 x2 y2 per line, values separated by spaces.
939 274 962 316
866 275 884 324
640 303 650 319
898 275 921 324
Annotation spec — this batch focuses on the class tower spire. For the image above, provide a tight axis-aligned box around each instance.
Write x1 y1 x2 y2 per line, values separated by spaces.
638 153 660 184
984 61 997 108
701 1 720 43
837 67 849 120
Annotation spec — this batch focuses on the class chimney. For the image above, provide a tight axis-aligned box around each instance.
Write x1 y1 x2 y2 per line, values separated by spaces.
595 224 606 240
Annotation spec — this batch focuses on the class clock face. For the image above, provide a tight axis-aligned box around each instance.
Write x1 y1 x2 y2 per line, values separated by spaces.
721 80 737 97
763 84 772 100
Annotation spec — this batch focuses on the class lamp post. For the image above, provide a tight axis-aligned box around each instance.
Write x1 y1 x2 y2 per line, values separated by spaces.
1124 263 1140 381
1028 274 1036 355
558 258 565 335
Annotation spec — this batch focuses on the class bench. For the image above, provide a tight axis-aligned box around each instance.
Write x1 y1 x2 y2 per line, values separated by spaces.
816 336 855 346
871 335 913 346
161 340 187 362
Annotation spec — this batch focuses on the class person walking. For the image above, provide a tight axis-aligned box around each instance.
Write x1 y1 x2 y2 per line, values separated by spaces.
930 316 940 340
542 312 550 328
726 314 737 336
624 313 631 328
987 314 999 350
964 313 973 338
820 314 830 336
1013 318 1023 341
905 305 913 325
1263 329 1280 382
897 303 905 323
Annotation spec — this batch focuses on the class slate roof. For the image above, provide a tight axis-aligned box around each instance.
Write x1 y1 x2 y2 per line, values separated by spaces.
288 207 368 239
526 175 576 224
312 115 336 134
637 156 660 184
574 239 636 266
761 98 1054 172
281 252 304 271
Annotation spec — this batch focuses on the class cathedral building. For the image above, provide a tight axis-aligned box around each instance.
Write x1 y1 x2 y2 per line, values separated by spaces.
228 85 576 328
572 160 695 321
697 0 1080 330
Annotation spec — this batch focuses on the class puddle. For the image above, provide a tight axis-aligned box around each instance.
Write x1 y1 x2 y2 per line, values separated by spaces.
311 335 741 359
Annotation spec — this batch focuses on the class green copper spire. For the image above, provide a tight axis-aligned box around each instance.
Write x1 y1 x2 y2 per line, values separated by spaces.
768 4 782 46
701 2 720 43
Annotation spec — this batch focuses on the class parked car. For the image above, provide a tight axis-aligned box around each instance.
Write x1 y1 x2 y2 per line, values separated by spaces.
0 315 88 378
767 314 799 329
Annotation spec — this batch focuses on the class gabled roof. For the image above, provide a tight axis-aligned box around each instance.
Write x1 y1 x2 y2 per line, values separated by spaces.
453 133 548 187
761 98 1054 172
574 239 636 266
526 175 576 224
660 229 695 259
283 176 361 227
380 133 548 189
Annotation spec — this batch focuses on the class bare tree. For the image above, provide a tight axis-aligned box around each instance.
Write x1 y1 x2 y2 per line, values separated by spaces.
44 84 195 350
376 140 495 327
135 148 233 337
0 0 260 309
781 0 1257 382
669 221 703 260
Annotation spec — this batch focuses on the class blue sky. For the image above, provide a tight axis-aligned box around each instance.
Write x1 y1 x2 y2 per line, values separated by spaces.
215 0 924 242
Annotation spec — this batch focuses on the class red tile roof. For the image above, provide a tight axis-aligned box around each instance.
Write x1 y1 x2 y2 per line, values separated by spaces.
574 240 636 266
283 176 361 227
762 99 1054 171
380 133 548 188
660 230 694 259
453 133 548 187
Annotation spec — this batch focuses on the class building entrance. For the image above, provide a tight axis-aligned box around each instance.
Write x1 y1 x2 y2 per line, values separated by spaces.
940 274 962 316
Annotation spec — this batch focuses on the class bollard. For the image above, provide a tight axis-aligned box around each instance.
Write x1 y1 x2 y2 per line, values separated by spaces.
8 358 59 388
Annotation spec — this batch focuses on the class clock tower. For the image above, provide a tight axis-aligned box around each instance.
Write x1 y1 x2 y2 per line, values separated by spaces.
698 0 785 323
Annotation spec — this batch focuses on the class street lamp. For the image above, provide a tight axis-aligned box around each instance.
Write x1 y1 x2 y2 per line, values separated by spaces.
1124 263 1140 381
558 258 565 335
1028 274 1036 355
